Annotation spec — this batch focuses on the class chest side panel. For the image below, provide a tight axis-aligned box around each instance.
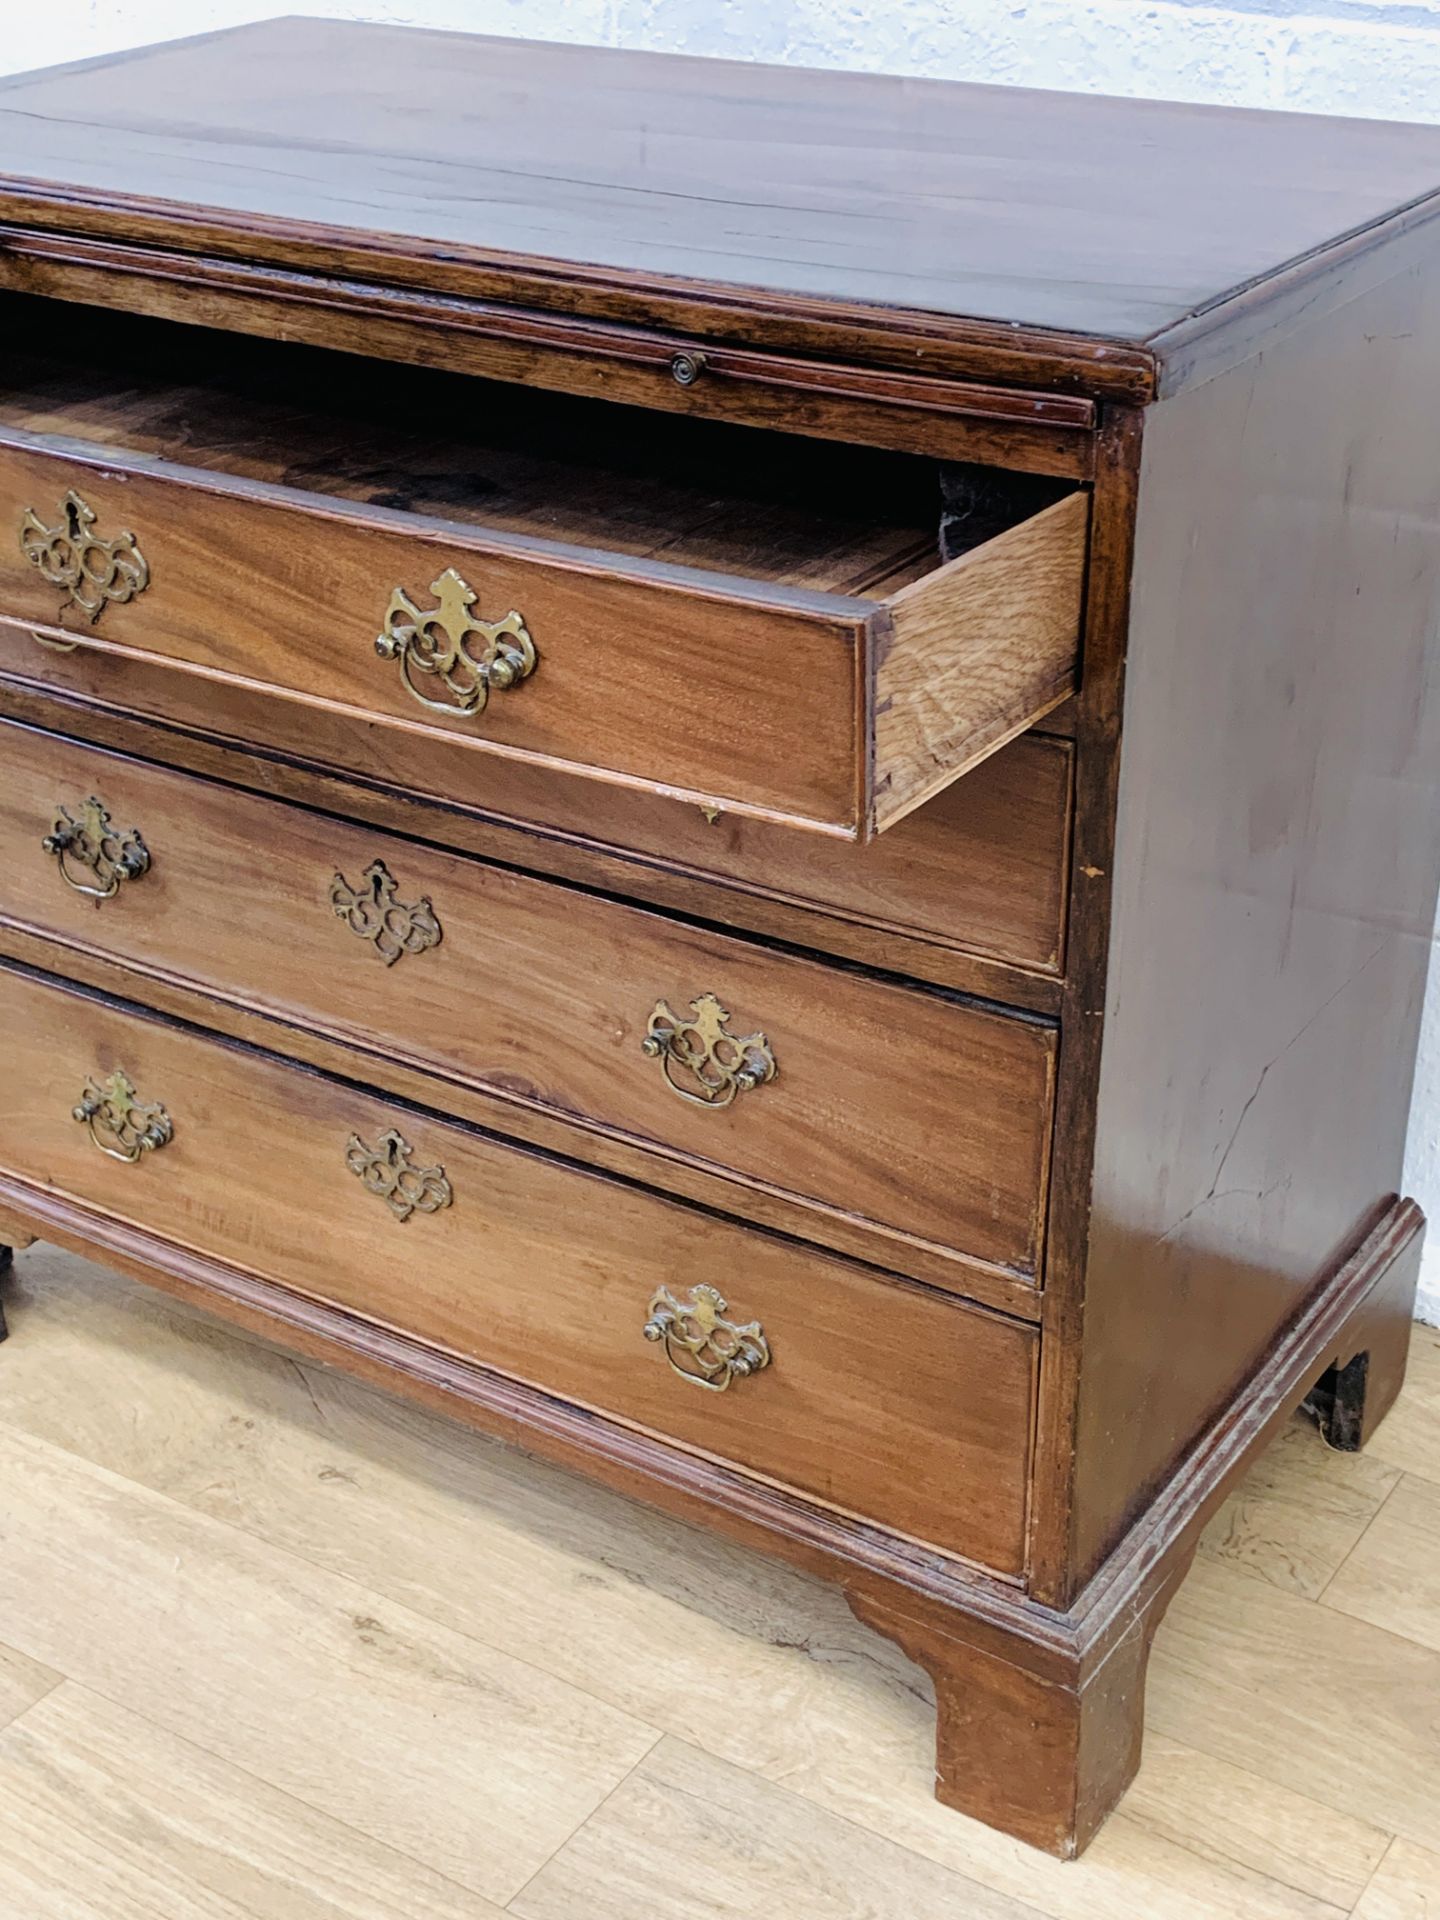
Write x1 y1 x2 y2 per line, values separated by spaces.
1070 252 1440 1583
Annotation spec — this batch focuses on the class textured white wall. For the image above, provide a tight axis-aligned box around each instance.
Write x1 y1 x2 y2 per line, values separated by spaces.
12 0 1440 116
8 3 1440 1318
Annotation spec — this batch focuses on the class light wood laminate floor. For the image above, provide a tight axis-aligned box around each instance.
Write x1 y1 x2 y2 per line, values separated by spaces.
0 1243 1437 1919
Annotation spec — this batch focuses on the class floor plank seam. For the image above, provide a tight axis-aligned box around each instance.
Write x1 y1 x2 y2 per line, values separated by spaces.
503 1729 667 1914
1345 1833 1400 1916
646 1732 1064 1920
1135 1746 1395 1916
5 1672 507 1912
0 1403 674 1735
0 1663 65 1738
5 1260 1440 1916
1314 1472 1406 1609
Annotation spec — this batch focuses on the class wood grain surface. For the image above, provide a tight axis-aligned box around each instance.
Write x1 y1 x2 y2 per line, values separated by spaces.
874 493 1088 831
0 1421 653 1908
0 297 940 595
0 719 1056 1288
0 431 869 832
1069 246 1440 1585
0 960 1038 1570
0 233 1105 470
0 1643 56 1735
0 914 1044 1323
4 1249 1437 1915
0 645 1075 997
3 17 1438 1863
3 17 1440 358
0 1687 508 1920
0 347 1083 835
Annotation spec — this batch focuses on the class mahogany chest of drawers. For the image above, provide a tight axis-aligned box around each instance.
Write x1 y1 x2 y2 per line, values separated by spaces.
1 18 1437 1857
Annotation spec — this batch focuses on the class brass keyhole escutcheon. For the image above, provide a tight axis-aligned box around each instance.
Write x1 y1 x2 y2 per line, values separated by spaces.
642 993 776 1108
643 1283 771 1391
375 567 535 719
345 1127 452 1223
73 1070 173 1163
21 490 150 623
43 796 150 902
329 859 442 967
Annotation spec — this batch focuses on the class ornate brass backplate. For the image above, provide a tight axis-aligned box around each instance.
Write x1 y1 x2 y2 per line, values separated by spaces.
21 491 150 622
73 1069 173 1163
345 1127 452 1222
375 567 535 718
43 795 150 902
328 859 442 967
643 1283 771 1391
642 993 777 1108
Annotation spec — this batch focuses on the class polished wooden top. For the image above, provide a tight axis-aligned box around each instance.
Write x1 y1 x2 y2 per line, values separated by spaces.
2 16 1440 390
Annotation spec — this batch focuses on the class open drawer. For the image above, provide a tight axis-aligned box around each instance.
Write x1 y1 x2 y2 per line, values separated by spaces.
0 304 1088 841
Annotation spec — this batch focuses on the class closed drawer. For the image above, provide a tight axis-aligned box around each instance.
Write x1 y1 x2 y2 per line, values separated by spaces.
0 960 1037 1570
0 634 1074 988
0 407 1087 843
0 720 1055 1296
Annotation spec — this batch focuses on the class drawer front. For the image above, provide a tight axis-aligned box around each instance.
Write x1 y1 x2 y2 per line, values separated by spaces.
0 436 861 827
0 433 1087 839
0 635 1074 984
0 962 1037 1570
0 721 1055 1290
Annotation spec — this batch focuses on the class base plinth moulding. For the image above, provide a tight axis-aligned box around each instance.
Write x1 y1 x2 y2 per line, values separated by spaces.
0 1180 1420 1857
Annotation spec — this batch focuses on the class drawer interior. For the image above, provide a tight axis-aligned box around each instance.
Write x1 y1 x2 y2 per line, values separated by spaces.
0 295 1065 596
0 295 1086 840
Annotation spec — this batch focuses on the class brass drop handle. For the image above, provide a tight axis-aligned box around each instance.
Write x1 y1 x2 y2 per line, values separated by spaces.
21 489 150 622
43 796 150 901
376 566 536 718
73 1070 173 1163
643 1283 771 1391
642 993 777 1108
